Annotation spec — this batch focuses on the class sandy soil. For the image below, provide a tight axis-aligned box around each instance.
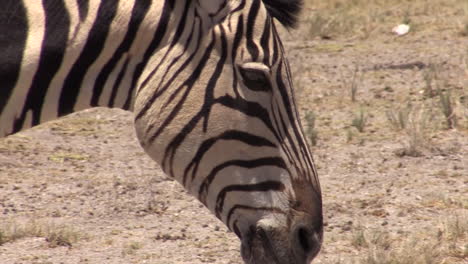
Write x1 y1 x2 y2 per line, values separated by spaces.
1 2 467 264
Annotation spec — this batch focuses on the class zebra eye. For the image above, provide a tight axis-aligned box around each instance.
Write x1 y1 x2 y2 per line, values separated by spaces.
239 63 271 92
256 226 268 241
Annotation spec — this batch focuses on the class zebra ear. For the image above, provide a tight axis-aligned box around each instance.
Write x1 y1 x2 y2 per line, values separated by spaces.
239 63 272 92
262 0 303 28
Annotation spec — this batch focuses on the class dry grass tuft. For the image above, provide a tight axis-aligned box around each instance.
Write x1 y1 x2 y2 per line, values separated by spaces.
351 107 368 133
351 226 368 249
352 216 467 264
438 90 457 129
422 63 442 98
0 220 82 248
122 241 144 256
394 104 433 157
0 220 43 245
46 225 80 248
386 102 412 131
340 65 363 103
305 111 319 146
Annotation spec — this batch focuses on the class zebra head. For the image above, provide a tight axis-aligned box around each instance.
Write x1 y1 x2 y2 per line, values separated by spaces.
134 0 322 263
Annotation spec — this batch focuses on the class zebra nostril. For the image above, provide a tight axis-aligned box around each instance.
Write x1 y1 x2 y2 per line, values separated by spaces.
297 227 311 253
293 224 322 261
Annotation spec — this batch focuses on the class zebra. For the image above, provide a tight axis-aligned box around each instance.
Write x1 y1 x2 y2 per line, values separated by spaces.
0 0 323 263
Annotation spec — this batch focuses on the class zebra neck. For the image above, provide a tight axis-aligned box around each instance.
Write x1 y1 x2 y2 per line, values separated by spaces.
0 1 181 137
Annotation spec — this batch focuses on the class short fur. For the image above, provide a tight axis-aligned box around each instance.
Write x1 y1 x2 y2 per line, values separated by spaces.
0 1 322 262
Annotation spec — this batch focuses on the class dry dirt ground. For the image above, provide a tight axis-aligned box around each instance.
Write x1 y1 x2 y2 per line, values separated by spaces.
1 1 467 264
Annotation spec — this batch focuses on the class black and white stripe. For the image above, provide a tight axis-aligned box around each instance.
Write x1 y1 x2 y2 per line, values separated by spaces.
1 1 322 263
0 0 164 136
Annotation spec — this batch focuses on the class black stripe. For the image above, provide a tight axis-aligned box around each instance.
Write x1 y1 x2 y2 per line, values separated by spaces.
270 23 279 65
226 0 246 32
0 1 27 118
136 17 196 111
233 220 242 238
91 0 151 108
231 0 246 14
215 95 277 139
231 16 243 97
77 0 89 21
199 157 287 205
108 57 130 107
231 15 243 62
138 0 192 96
159 32 222 177
14 0 70 130
201 27 230 132
271 100 295 166
183 130 277 184
271 100 285 144
156 14 196 93
130 0 172 102
260 16 271 65
159 28 232 178
275 93 305 173
215 181 285 218
246 0 260 61
135 19 202 125
275 62 308 171
58 0 119 116
282 55 314 174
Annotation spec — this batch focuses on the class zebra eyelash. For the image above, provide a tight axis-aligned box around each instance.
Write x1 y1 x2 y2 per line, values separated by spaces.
238 63 272 92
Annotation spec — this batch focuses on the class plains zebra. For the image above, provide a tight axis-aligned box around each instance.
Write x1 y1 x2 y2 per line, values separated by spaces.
0 0 323 263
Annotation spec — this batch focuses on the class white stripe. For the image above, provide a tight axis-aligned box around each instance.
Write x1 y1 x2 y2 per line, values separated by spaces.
22 110 33 131
97 53 128 106
111 1 169 109
0 0 45 136
40 0 101 122
76 0 133 110
112 55 134 108
136 1 192 93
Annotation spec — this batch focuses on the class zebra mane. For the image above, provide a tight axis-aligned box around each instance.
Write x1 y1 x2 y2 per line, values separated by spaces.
262 0 303 28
